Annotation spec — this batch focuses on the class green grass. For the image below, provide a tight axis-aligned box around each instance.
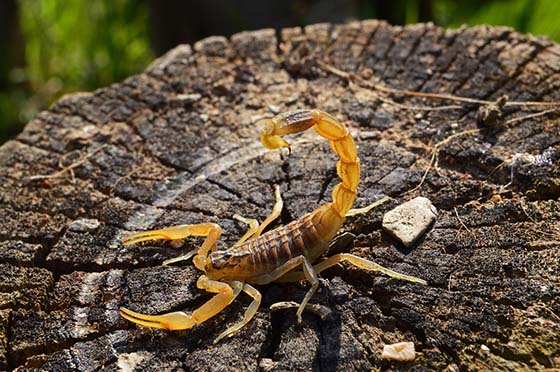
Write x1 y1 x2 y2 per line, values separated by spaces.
0 0 153 142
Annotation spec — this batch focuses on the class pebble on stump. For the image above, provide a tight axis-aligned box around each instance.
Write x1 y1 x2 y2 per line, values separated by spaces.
382 197 438 247
381 341 416 362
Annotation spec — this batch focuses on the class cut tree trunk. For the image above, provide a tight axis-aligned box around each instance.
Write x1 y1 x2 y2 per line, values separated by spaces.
1 20 559 372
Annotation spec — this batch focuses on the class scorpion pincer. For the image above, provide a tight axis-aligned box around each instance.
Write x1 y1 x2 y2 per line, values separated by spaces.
119 109 427 343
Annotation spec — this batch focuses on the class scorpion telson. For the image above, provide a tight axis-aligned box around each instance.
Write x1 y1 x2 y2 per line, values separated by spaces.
119 109 427 343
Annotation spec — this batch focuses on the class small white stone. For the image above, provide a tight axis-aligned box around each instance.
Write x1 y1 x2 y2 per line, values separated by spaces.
381 341 416 362
480 344 490 352
176 93 201 103
382 197 437 247
68 218 101 232
117 351 152 372
268 104 281 114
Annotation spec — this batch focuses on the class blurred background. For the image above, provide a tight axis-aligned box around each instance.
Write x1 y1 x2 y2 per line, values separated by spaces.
1 0 559 144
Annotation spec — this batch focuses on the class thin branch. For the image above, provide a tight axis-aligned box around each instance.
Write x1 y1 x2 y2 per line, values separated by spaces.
434 129 481 149
402 128 482 195
504 108 559 126
454 207 473 235
28 145 107 182
317 61 560 109
401 150 437 196
110 168 140 194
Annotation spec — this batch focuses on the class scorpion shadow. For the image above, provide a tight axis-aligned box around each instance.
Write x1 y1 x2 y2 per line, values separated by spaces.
259 283 343 371
312 287 343 372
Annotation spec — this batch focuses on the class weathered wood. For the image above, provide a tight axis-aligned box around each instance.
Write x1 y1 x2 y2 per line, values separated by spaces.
1 20 559 371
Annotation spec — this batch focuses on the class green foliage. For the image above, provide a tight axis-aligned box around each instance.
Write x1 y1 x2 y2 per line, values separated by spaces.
19 0 153 90
0 0 153 142
432 0 560 41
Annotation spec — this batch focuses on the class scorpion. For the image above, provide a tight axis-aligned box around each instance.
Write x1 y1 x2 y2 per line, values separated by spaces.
119 109 427 343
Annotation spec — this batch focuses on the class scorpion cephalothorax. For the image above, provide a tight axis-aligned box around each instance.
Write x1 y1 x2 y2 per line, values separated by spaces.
120 109 427 343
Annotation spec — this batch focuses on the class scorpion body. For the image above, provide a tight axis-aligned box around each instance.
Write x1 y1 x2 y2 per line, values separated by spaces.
208 205 332 283
120 109 426 343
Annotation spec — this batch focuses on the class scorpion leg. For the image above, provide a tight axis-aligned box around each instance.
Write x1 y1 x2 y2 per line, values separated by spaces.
233 184 283 246
120 276 243 331
232 214 259 246
253 255 319 324
254 184 283 237
345 195 390 217
279 253 427 285
213 283 262 344
296 256 320 323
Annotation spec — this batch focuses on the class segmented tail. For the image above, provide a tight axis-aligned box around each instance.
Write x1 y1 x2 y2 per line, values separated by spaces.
260 109 359 217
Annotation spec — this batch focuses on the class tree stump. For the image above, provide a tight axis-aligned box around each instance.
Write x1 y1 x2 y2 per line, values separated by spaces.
1 20 559 371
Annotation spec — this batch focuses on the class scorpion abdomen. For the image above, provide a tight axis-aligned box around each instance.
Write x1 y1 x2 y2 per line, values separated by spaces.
209 212 326 279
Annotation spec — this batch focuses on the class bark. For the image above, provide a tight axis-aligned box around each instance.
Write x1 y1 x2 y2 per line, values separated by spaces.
0 21 559 372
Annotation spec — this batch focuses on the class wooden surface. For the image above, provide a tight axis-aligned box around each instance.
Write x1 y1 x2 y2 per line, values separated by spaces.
1 20 559 371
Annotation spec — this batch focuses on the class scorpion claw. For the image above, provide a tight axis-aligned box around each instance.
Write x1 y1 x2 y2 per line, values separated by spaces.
120 307 164 329
122 223 221 246
121 231 171 246
119 307 196 330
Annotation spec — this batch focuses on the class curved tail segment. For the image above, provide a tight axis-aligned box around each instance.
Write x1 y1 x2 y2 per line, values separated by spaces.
260 109 360 217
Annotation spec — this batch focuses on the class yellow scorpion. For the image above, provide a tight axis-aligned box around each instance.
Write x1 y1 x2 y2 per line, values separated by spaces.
120 109 427 343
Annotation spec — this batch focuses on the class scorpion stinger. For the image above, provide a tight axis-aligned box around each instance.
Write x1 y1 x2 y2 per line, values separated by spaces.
119 109 426 343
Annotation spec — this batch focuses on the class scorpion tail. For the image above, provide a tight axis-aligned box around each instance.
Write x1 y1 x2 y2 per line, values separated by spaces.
260 109 359 217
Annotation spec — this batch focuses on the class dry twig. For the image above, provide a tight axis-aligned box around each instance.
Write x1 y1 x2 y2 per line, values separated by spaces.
317 61 560 109
28 145 107 182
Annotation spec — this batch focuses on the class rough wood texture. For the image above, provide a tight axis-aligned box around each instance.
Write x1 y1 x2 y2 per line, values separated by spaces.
1 21 559 371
